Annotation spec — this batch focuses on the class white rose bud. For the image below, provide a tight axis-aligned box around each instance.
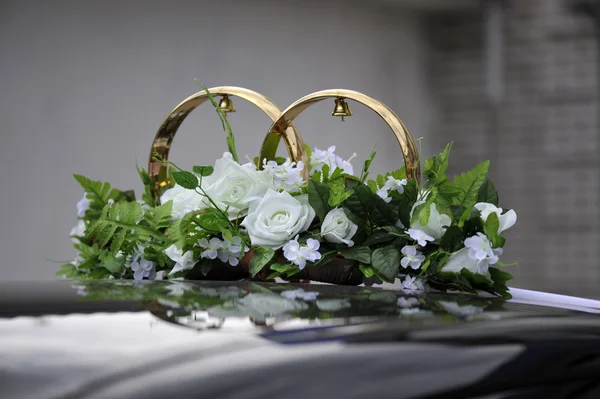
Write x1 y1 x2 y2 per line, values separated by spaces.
241 190 315 249
320 208 358 247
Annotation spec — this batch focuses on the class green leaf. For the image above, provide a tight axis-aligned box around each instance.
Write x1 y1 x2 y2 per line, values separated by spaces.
136 164 156 208
424 142 452 185
448 205 466 224
477 178 499 206
411 201 432 226
371 246 401 282
308 180 331 221
73 174 123 218
198 259 213 276
328 177 352 207
110 230 127 255
99 252 125 274
489 267 513 299
144 201 173 230
192 165 214 177
56 264 78 278
436 180 462 206
338 246 371 264
363 230 395 246
483 212 505 248
249 247 275 276
463 214 484 238
88 267 112 279
172 171 199 190
359 264 376 278
196 208 229 233
360 146 377 182
344 181 398 227
453 160 490 208
439 226 464 253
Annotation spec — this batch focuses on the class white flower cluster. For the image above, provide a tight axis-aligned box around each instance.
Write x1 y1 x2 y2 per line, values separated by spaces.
198 236 248 266
376 176 407 203
262 158 305 193
310 145 355 177
282 236 322 269
440 202 516 276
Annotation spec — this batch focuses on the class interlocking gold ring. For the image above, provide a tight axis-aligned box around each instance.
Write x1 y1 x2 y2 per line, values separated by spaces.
259 89 420 183
147 86 306 197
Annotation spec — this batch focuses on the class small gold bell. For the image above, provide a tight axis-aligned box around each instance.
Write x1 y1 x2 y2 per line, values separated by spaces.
332 97 352 118
218 95 235 113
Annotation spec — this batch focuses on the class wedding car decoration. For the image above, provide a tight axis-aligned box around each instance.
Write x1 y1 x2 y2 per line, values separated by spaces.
59 85 517 298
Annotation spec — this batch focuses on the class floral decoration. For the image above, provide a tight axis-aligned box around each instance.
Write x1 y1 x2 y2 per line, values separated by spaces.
60 88 517 298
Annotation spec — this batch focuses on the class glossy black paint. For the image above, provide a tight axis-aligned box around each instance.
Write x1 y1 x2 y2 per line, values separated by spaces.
1 280 599 399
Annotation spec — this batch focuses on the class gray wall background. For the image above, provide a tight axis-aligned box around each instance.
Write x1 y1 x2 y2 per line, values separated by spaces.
0 0 436 280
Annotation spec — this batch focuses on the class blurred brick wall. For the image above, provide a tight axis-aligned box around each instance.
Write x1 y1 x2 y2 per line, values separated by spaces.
426 0 600 298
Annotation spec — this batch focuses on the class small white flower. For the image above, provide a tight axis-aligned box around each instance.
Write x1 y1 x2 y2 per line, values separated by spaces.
198 237 223 260
280 289 320 301
282 236 322 269
76 194 90 217
376 187 391 203
401 275 425 292
310 146 355 177
397 297 419 308
263 158 305 193
320 208 358 247
407 228 435 247
464 232 502 265
400 245 425 270
69 220 86 242
164 244 196 275
217 236 246 266
474 203 517 234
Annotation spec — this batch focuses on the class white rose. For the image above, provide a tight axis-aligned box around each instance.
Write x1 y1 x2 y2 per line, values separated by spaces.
474 203 517 234
201 154 275 219
164 244 196 275
241 190 315 249
410 201 451 241
320 208 358 247
160 182 204 220
440 247 490 276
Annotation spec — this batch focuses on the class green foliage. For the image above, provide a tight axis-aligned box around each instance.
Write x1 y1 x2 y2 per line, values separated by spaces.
360 146 377 182
362 230 395 246
308 180 331 221
489 267 513 299
99 252 125 274
74 175 125 219
371 245 401 282
338 246 371 264
136 164 156 207
193 165 214 176
249 247 275 276
195 208 229 233
172 171 198 190
453 160 490 208
143 201 173 231
86 202 144 248
439 226 464 253
343 181 398 229
483 212 505 248
424 142 452 185
56 264 78 278
477 178 499 206
328 177 352 207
